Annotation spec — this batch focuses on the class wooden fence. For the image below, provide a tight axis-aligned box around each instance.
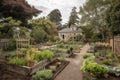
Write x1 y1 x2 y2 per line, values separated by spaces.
110 36 120 57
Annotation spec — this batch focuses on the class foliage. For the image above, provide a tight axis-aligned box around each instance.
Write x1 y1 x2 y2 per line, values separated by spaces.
30 18 58 43
41 50 54 60
83 53 93 59
31 27 48 43
57 43 64 48
102 59 112 65
0 17 21 38
106 66 120 77
80 26 98 41
0 0 40 26
9 57 26 66
47 9 62 29
32 69 53 80
59 55 66 62
96 50 116 59
68 7 79 26
81 54 108 78
105 0 120 35
6 39 16 51
85 63 108 78
79 0 110 39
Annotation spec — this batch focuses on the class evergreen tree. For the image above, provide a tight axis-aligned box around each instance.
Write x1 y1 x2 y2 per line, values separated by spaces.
68 7 79 27
47 9 62 29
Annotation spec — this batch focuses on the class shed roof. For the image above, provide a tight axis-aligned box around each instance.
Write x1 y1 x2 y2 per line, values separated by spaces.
59 27 82 33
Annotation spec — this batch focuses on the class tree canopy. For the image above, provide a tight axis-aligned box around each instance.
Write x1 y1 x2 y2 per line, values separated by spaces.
47 9 62 29
68 7 79 27
30 18 58 43
79 0 110 39
105 0 120 35
0 0 41 26
0 17 21 38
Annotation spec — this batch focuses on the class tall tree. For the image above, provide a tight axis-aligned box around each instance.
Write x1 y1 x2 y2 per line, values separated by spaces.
47 9 62 29
68 7 79 26
30 18 58 43
105 0 120 35
0 0 41 26
79 0 110 39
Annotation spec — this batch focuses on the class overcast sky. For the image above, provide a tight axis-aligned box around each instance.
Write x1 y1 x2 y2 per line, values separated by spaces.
26 0 86 23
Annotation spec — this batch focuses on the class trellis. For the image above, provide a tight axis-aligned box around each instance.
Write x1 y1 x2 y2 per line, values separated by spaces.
0 39 10 50
16 39 30 50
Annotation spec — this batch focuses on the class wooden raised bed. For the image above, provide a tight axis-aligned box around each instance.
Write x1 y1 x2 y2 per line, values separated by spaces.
52 61 69 79
2 57 57 76
45 59 70 79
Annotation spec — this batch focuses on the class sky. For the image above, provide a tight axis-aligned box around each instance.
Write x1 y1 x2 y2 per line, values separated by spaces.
26 0 86 24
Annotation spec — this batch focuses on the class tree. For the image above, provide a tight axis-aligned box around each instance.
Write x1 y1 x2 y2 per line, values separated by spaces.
79 0 110 39
30 18 58 43
68 7 79 26
105 0 120 35
0 17 22 38
47 9 62 29
0 0 41 26
80 26 95 41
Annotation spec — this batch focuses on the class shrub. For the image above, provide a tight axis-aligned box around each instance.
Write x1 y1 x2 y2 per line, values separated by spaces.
57 43 64 48
32 69 53 80
83 54 93 59
41 50 54 60
102 59 112 65
34 52 43 61
84 62 108 78
81 55 108 78
9 57 26 66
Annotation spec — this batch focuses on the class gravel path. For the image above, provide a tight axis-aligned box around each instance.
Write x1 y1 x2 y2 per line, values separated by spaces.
54 44 90 80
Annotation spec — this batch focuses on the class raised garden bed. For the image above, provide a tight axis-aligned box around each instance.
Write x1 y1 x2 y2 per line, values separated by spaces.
45 59 69 79
1 57 57 76
0 57 69 80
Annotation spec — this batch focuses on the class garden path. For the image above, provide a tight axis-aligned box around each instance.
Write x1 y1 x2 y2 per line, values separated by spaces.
54 43 90 80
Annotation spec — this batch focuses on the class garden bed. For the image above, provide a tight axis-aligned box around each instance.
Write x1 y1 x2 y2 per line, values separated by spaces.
45 59 69 79
82 49 120 80
1 57 57 76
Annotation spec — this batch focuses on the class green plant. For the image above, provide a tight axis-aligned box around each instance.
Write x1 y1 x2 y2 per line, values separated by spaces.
57 43 64 48
83 54 93 59
102 59 112 65
106 66 120 77
81 55 108 78
84 62 108 78
59 55 66 62
9 57 26 66
32 69 53 80
34 52 43 61
42 50 54 60
6 39 16 51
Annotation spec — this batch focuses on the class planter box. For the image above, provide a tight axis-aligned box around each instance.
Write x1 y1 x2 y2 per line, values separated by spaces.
2 57 57 76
